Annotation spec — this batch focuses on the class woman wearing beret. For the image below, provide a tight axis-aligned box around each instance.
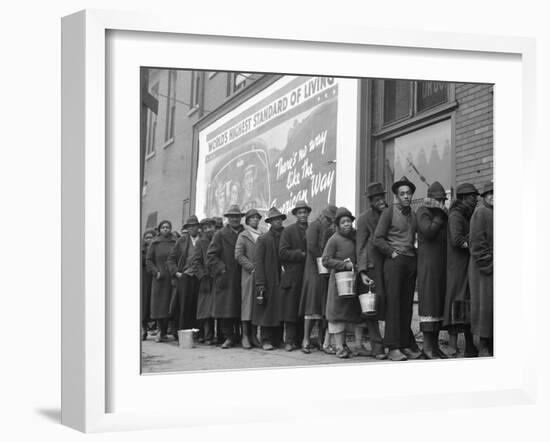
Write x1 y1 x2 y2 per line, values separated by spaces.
322 207 362 359
146 220 177 342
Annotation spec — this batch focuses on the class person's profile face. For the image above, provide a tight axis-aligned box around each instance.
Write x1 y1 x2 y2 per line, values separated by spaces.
203 224 215 234
484 192 494 206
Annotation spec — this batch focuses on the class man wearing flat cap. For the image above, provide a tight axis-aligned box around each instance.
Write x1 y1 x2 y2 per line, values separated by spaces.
279 200 311 351
207 205 245 348
167 215 202 334
374 176 421 361
253 207 287 350
356 182 388 359
468 181 493 356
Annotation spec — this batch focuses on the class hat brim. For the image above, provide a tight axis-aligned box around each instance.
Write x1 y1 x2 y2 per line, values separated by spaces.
365 190 387 198
224 212 245 218
391 181 416 195
480 190 493 196
291 206 312 215
265 214 287 223
335 215 356 223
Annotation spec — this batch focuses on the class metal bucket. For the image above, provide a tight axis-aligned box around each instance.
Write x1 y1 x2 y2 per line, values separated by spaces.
178 329 198 349
335 271 355 297
316 257 329 275
358 289 377 315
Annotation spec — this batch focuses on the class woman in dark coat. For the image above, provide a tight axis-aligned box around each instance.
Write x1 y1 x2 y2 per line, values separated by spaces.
141 229 156 340
146 220 177 342
298 205 337 353
253 207 287 350
443 183 479 357
206 205 245 348
469 182 494 356
191 218 216 345
279 201 310 351
322 207 362 359
416 181 448 359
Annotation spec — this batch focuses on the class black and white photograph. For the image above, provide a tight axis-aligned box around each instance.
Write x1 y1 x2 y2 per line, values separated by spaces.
140 70 494 373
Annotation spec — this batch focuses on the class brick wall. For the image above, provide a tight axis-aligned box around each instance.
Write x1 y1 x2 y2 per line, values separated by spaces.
454 83 494 190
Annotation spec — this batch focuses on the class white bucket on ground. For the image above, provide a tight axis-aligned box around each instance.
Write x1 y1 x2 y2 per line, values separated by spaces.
335 271 355 297
316 257 329 275
178 329 198 349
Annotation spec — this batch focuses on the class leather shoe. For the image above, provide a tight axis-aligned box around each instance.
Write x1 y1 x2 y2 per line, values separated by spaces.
434 347 449 359
401 347 422 359
221 338 234 349
422 350 440 360
371 342 387 360
388 349 407 361
284 343 297 352
262 342 274 351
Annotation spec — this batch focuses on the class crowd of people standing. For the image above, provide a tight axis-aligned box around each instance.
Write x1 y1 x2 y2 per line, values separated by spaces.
141 175 494 361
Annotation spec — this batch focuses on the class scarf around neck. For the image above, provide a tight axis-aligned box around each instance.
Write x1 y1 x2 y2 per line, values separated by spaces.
245 224 263 242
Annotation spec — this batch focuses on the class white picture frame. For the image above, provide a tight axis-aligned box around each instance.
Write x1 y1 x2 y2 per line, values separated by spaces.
61 9 537 433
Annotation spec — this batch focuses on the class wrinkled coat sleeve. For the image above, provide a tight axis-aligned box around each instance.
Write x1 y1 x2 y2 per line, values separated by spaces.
206 231 226 277
448 211 468 248
279 227 305 263
322 236 347 271
470 209 493 275
417 207 446 240
373 207 394 258
166 239 183 276
356 213 369 273
145 243 159 275
235 234 254 273
254 236 267 288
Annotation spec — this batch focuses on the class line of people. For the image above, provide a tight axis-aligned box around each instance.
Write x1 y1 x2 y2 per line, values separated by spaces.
141 175 494 361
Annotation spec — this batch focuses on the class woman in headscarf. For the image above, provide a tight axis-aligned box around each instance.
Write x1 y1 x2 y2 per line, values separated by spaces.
141 229 156 340
146 220 177 342
322 207 362 359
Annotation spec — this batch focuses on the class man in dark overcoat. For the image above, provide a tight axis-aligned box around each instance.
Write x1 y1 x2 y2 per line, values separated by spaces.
166 215 202 334
469 182 494 356
443 182 479 357
253 207 287 350
374 176 421 361
207 205 245 348
416 181 449 359
356 182 388 359
279 200 310 351
190 218 217 345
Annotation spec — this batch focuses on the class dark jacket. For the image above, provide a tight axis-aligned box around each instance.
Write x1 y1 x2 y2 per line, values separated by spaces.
299 218 331 317
206 224 245 318
253 227 284 327
443 200 474 327
145 234 177 319
469 202 493 338
141 241 153 322
322 230 362 323
279 222 307 322
166 233 200 277
416 202 448 323
191 234 215 320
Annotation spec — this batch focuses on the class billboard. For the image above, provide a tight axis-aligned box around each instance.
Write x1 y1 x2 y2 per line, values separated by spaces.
196 76 359 222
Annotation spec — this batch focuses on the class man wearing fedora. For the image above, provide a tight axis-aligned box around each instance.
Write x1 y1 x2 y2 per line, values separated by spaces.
279 200 310 351
207 205 246 349
254 207 287 350
374 176 422 361
416 181 449 359
167 215 202 334
356 182 388 359
469 181 494 356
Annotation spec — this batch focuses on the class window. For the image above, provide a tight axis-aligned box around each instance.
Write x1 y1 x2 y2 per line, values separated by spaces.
383 80 411 124
164 70 177 141
416 81 449 112
227 72 252 96
383 119 452 207
190 71 201 109
146 83 159 155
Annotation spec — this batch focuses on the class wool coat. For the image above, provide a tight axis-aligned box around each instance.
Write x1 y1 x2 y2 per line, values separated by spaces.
356 206 387 319
191 234 215 320
299 218 331 317
141 241 153 323
443 200 474 328
469 202 493 338
145 234 177 319
322 230 362 323
235 227 262 321
279 222 307 323
207 224 245 319
253 227 284 327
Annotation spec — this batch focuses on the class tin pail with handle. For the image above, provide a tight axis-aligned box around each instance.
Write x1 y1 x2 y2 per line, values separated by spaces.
316 257 329 275
358 284 377 316
335 270 356 298
178 329 199 349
